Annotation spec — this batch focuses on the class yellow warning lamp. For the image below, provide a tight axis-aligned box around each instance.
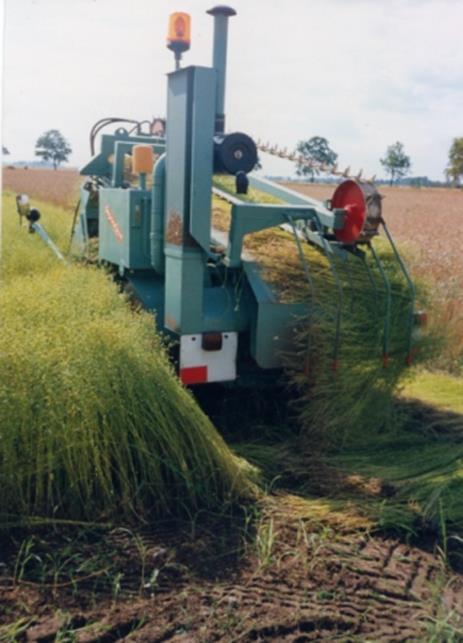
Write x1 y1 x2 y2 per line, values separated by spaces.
132 145 154 189
167 12 191 69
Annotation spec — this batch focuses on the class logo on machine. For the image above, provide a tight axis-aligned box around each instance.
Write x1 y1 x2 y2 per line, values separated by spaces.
104 205 123 243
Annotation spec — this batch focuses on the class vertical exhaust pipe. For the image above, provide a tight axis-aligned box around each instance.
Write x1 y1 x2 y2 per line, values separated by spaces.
206 5 236 133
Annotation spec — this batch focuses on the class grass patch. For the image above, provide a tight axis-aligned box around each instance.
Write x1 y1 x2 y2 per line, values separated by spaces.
1 194 73 281
402 371 463 414
345 372 463 535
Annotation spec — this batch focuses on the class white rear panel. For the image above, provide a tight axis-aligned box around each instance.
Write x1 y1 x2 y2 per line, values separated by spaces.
179 332 238 384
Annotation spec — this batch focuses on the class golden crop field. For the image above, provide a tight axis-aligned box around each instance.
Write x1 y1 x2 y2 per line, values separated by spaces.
2 166 80 208
285 182 463 282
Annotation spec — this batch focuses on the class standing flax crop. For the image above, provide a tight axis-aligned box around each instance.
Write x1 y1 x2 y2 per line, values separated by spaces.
0 193 255 524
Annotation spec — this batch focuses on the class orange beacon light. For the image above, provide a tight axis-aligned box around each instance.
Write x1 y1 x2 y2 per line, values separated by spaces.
167 12 191 69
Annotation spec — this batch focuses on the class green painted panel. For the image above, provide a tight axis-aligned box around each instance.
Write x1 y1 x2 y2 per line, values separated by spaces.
98 189 151 269
243 261 308 368
189 67 216 251
164 246 204 333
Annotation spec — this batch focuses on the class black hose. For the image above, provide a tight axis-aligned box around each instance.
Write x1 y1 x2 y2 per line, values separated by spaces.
89 117 148 155
127 120 153 135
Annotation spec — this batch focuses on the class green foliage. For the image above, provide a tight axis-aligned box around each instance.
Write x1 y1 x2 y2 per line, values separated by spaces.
408 176 430 188
213 174 280 205
35 129 72 170
380 141 411 185
0 617 33 642
211 180 439 452
331 417 463 534
2 197 71 280
0 193 255 524
296 136 338 182
214 179 462 540
211 178 437 445
286 240 439 445
446 137 463 186
255 516 276 568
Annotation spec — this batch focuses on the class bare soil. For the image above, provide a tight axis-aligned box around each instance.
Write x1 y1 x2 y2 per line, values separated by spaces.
1 496 462 642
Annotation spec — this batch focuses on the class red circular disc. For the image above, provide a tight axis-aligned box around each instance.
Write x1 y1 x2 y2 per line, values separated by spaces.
331 180 366 244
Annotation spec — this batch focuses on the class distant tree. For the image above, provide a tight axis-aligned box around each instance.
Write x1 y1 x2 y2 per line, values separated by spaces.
35 129 72 170
2 146 10 155
408 176 430 188
296 136 338 182
380 141 411 186
445 137 463 187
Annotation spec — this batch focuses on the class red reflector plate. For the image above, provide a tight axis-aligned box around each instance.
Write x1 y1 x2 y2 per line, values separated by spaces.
180 365 208 385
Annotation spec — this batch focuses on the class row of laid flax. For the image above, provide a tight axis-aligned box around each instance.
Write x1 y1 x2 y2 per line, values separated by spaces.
212 175 438 443
214 177 463 535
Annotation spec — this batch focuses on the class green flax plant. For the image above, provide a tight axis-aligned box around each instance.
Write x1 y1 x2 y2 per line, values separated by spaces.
0 193 255 523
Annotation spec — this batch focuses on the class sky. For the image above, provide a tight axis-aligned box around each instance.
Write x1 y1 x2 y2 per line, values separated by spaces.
2 0 463 180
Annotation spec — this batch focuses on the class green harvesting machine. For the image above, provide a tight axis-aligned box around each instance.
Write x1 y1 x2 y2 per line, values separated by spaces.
68 6 423 386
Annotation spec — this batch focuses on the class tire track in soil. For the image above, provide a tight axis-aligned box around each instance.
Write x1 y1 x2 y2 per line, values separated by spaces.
109 532 462 641
8 514 463 642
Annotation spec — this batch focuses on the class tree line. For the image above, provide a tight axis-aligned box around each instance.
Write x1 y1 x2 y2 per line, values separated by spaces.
3 129 463 187
296 137 463 187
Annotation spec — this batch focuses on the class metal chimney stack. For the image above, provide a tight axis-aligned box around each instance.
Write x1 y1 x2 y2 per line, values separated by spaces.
206 5 236 134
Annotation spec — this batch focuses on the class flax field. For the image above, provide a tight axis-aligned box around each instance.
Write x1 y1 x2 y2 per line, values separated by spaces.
0 192 255 525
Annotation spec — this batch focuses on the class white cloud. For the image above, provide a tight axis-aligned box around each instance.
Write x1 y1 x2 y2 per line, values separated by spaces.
2 0 462 179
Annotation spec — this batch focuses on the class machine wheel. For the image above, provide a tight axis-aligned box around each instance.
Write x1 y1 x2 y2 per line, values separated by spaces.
332 180 382 244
